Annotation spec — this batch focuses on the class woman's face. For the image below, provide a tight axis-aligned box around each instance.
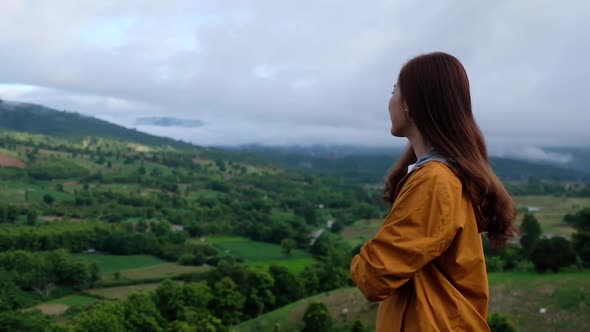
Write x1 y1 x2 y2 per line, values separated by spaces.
388 83 410 137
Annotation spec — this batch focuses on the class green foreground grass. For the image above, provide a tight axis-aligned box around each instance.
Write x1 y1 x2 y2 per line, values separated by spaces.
235 270 590 332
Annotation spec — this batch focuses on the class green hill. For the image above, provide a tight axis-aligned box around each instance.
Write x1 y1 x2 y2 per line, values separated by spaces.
0 100 193 149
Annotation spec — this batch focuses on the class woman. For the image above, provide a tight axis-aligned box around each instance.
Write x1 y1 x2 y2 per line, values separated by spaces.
350 52 518 331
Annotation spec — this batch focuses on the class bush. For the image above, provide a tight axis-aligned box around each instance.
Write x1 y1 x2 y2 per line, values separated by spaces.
499 247 521 270
520 214 542 258
301 302 332 332
351 320 367 332
43 194 55 205
485 256 505 272
178 254 196 266
514 260 534 272
531 237 577 272
488 313 516 332
0 310 52 332
573 232 590 266
27 159 89 180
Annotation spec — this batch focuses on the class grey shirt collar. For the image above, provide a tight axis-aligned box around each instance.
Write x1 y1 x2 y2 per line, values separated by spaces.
407 149 449 172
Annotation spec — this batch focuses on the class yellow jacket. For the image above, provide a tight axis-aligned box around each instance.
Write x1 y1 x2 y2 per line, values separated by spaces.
350 161 489 331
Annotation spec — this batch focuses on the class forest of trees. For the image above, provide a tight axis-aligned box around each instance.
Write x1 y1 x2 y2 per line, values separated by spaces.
0 127 588 331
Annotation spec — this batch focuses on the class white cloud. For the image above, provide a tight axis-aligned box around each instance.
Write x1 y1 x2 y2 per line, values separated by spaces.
492 146 573 163
252 64 281 79
292 78 318 89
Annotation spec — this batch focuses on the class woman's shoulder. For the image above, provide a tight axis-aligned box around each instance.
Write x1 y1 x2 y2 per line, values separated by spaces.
407 161 462 192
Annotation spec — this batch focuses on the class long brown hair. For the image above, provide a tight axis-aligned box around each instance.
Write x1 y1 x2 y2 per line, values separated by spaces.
384 52 517 246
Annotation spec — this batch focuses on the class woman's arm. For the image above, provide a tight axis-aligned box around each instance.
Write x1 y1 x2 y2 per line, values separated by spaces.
350 168 461 302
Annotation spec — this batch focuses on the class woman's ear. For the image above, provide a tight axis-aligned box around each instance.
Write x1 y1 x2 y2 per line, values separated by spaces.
403 103 411 118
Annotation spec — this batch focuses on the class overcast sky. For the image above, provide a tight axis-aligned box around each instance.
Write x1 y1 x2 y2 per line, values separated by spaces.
0 0 589 158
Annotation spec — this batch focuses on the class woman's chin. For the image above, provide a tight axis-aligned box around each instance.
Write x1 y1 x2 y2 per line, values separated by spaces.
390 127 403 137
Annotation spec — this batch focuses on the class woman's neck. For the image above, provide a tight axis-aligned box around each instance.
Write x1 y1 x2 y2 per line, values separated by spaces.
408 131 432 160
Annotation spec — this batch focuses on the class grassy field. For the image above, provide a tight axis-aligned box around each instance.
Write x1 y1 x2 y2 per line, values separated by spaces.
76 254 165 274
88 282 163 299
34 294 99 316
487 270 590 331
44 294 98 307
513 196 590 236
206 236 311 261
194 236 315 274
233 287 373 332
342 219 382 246
99 263 211 283
342 196 590 243
235 270 590 332
245 258 316 274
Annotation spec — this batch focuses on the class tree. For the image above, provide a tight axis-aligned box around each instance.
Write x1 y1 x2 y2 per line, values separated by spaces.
572 207 590 266
167 321 193 332
153 279 184 321
302 302 332 332
137 220 148 232
0 310 52 332
243 269 276 318
43 194 55 205
531 237 577 272
269 265 303 307
89 262 100 287
573 207 590 232
124 291 165 332
26 210 37 225
573 232 590 266
209 277 246 325
153 221 172 237
73 301 126 332
330 220 344 233
520 213 542 258
181 282 212 309
178 254 196 266
281 238 296 258
297 204 317 225
179 308 226 332
0 272 28 311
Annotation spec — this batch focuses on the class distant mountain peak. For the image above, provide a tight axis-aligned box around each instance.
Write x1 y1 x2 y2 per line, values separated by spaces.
135 117 204 128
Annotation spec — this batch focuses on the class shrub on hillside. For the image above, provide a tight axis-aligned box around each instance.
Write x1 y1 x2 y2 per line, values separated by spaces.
488 313 516 332
531 237 577 272
27 158 89 180
302 302 332 332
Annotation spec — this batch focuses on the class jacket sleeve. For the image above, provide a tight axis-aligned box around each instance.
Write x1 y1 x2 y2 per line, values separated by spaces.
350 170 460 302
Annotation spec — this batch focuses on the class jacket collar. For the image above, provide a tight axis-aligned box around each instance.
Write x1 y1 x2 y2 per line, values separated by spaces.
407 149 449 172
